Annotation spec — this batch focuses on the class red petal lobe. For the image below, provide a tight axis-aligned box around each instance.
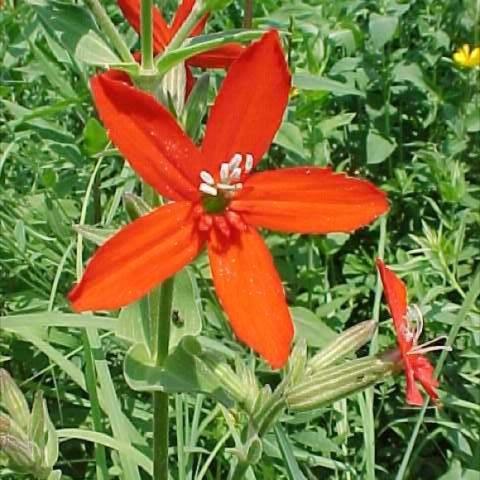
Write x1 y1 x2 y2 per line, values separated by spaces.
69 202 204 312
232 167 388 233
91 73 202 202
202 30 291 175
208 226 293 368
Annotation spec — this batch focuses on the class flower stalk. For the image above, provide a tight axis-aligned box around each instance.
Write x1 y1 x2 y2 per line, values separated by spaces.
152 277 175 480
140 0 155 72
84 0 135 64
159 0 206 57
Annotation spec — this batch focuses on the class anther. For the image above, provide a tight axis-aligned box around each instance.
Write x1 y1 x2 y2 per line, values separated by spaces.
220 163 230 182
245 154 254 172
200 171 215 185
199 183 217 196
229 154 242 170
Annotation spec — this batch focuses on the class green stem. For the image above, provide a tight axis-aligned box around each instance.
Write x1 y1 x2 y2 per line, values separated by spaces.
230 461 249 480
159 0 205 57
140 0 154 71
363 215 387 480
84 0 135 63
152 277 175 480
76 157 109 480
81 331 110 480
395 268 480 480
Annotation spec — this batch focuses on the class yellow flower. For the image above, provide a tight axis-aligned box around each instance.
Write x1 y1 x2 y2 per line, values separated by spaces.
453 44 480 68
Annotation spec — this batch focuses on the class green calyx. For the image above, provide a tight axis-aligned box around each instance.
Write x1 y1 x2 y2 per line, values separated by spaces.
202 193 229 214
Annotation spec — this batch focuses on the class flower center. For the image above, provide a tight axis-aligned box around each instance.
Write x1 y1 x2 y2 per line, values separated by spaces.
403 304 451 356
199 153 253 213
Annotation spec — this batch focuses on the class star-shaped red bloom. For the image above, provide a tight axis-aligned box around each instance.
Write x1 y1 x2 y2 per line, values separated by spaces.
69 31 388 368
118 0 244 68
376 259 442 405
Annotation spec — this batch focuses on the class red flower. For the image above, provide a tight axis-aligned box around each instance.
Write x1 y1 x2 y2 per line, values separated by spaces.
117 0 244 68
376 259 445 405
69 31 388 368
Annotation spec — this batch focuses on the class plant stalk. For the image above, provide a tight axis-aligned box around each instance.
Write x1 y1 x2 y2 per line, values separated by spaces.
84 0 135 63
140 0 155 71
152 277 175 480
160 0 205 56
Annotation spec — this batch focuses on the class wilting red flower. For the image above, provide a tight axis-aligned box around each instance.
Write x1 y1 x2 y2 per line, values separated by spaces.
69 31 388 368
376 259 448 405
118 0 244 68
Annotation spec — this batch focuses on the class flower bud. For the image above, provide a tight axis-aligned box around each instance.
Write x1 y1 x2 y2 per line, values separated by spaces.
287 356 395 412
0 434 38 472
0 369 30 430
0 413 27 441
29 392 46 450
307 320 377 373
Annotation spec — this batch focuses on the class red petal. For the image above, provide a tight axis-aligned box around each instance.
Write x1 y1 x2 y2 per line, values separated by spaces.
405 363 424 406
171 0 208 36
207 226 293 368
411 355 439 402
91 72 202 202
376 259 409 351
202 30 291 175
231 167 388 233
188 43 245 69
69 202 203 311
117 0 170 53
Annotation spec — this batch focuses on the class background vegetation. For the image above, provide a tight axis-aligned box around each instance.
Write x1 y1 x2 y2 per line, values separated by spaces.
1 0 479 478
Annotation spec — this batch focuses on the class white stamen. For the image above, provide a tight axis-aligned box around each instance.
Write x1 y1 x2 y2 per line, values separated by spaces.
406 304 424 344
245 154 254 172
408 335 452 356
220 163 230 182
231 167 242 180
199 183 217 196
200 170 215 185
229 154 242 171
199 153 252 197
216 183 236 191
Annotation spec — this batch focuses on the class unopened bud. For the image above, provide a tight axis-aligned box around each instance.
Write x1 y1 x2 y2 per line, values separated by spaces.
285 339 307 387
0 369 30 430
0 434 38 471
287 356 395 412
29 392 46 449
308 320 378 373
0 413 27 441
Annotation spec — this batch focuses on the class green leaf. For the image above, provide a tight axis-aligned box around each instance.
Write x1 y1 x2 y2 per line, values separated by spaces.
75 31 121 66
293 73 365 97
156 30 262 74
171 268 203 350
274 122 305 156
291 307 337 348
183 73 210 141
57 429 152 475
369 13 398 49
318 112 356 138
30 42 77 99
274 425 308 480
123 337 231 404
83 118 109 155
366 130 396 164
0 313 117 331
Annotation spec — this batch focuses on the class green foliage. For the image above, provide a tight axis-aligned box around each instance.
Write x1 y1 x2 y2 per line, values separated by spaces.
1 0 479 479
